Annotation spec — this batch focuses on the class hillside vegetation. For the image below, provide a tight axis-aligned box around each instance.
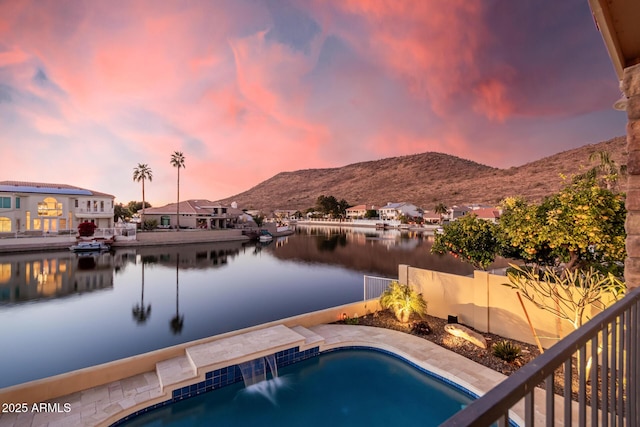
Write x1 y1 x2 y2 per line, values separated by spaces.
219 136 626 212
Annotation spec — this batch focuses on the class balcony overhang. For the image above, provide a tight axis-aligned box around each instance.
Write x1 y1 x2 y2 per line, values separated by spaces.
589 0 640 79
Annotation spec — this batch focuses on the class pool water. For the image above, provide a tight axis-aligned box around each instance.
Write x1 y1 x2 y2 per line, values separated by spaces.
118 349 474 427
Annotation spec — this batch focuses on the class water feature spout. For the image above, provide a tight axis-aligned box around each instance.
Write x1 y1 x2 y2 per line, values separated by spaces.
239 354 278 387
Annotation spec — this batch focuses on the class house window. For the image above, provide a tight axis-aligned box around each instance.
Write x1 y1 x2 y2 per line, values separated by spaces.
26 212 30 230
0 217 10 232
15 197 20 209
0 197 10 209
37 197 62 216
86 201 90 209
75 200 78 208
100 201 104 212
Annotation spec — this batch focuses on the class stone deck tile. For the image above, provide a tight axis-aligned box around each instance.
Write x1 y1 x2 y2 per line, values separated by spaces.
186 324 305 371
156 355 196 390
289 325 325 347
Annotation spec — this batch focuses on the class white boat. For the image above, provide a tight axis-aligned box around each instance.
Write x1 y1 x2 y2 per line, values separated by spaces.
70 241 110 252
258 230 273 242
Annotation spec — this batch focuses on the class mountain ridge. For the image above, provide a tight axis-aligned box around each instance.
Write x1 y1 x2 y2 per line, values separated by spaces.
219 136 626 213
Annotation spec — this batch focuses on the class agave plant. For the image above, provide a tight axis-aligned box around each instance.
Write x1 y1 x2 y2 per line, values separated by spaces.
379 281 428 323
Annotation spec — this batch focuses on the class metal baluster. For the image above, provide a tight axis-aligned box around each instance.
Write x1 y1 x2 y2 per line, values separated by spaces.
611 319 617 425
525 392 534 426
617 313 624 427
579 344 586 426
546 374 555 426
602 324 609 427
591 333 598 427
565 358 572 426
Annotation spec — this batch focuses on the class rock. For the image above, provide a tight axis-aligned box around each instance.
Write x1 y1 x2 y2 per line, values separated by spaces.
444 324 487 349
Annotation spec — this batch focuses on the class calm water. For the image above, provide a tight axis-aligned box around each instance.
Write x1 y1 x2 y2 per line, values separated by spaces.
0 226 488 388
120 349 474 427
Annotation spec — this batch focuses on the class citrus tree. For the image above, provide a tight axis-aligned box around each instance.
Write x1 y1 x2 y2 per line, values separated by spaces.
431 213 499 270
499 179 625 274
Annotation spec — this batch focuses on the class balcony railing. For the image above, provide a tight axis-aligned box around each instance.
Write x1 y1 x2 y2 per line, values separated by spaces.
75 208 114 215
441 285 640 426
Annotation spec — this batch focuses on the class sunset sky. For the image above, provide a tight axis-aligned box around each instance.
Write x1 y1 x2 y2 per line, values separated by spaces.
0 0 627 206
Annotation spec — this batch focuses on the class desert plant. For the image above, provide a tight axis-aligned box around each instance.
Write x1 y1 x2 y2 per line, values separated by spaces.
505 264 625 331
492 340 521 362
379 281 427 323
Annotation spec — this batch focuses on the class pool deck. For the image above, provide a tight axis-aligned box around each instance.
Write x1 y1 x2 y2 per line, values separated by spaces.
0 324 577 427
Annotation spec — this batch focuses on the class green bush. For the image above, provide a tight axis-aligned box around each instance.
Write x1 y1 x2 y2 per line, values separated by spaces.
492 340 521 362
379 281 427 323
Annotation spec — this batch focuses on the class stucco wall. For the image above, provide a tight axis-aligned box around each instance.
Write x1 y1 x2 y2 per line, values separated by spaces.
398 264 596 349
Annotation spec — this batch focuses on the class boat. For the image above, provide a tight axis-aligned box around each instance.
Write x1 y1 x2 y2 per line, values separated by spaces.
70 241 110 252
258 230 273 242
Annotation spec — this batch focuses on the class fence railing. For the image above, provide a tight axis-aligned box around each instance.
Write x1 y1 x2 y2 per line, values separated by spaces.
441 285 640 427
363 275 396 301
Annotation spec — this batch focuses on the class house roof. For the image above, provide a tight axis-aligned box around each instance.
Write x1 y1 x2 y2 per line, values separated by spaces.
380 202 406 210
144 199 227 215
346 204 377 211
422 211 441 219
0 180 114 198
473 207 500 219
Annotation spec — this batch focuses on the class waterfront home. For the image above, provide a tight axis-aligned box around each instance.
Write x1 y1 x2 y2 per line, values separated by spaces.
143 199 240 229
345 204 377 219
472 207 501 223
274 209 299 220
378 202 423 221
445 206 470 221
0 180 114 234
422 211 441 224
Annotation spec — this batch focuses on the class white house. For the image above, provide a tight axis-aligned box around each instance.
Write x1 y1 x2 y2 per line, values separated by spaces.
378 202 423 220
0 181 115 234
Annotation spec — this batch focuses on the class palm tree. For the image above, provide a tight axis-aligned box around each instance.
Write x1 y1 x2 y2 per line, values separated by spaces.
588 150 626 191
434 202 448 224
170 151 186 230
132 164 153 226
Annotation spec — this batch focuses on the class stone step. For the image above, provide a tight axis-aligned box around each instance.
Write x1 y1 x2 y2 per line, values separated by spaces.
185 324 306 376
290 325 325 349
156 355 197 391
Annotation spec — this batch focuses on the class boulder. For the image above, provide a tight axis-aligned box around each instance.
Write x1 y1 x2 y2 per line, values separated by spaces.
444 324 487 349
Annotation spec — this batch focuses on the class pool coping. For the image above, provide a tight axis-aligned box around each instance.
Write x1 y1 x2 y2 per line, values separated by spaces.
0 324 580 427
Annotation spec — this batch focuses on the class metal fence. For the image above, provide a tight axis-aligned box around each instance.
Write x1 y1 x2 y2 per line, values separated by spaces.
363 275 396 301
441 285 640 427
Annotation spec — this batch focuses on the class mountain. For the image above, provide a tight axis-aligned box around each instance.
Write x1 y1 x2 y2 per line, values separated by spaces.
219 136 627 213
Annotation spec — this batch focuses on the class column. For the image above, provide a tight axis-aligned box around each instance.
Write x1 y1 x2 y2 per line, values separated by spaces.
624 63 640 288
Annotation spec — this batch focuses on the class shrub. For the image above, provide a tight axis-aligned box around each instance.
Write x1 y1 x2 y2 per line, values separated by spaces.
492 340 521 362
77 221 97 237
379 281 427 323
143 219 158 230
410 321 432 335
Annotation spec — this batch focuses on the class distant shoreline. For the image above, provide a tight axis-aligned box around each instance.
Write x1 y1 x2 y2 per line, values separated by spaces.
0 229 249 254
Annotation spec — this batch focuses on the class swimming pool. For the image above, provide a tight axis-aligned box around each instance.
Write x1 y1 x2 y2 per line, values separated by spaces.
115 349 475 427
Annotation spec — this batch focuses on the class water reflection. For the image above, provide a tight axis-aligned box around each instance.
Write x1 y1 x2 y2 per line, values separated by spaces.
277 224 505 278
169 253 184 334
0 251 115 304
132 261 151 324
